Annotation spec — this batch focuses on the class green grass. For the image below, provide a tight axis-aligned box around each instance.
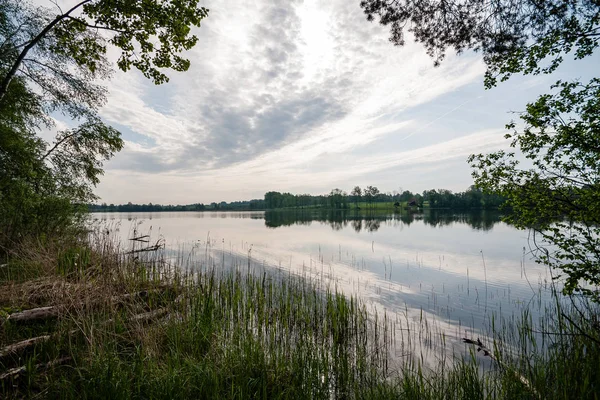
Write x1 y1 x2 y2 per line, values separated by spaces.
351 201 429 210
349 201 408 210
1 232 599 399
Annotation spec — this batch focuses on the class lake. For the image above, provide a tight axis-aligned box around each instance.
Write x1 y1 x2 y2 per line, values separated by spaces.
91 209 556 364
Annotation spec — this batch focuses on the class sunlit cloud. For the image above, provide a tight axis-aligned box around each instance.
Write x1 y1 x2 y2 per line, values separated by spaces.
34 0 585 204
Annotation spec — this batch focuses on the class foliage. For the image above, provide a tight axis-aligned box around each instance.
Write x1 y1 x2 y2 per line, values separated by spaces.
363 185 380 208
350 186 362 208
421 186 504 209
363 0 600 300
89 186 504 213
469 79 600 300
360 0 600 87
0 0 209 100
0 79 81 243
0 72 121 246
328 188 348 209
0 0 208 247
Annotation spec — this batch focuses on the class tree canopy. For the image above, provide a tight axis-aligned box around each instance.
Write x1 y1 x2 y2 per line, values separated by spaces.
0 0 209 100
0 0 208 245
469 77 600 300
362 0 600 300
361 0 600 87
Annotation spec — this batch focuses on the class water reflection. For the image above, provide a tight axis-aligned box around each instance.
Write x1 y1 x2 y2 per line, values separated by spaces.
264 209 502 232
91 209 553 367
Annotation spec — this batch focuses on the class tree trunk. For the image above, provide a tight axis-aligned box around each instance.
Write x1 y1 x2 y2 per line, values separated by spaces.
0 0 91 102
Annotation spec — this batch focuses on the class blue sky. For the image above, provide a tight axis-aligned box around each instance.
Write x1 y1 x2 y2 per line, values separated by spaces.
40 0 599 204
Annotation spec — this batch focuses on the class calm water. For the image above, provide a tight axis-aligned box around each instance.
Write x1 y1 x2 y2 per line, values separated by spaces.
92 210 555 363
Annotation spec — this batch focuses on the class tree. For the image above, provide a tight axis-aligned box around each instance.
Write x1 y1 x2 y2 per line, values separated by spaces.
422 189 439 208
0 0 209 100
0 0 209 244
468 79 600 300
360 1 599 87
329 188 347 209
362 0 600 300
351 186 362 209
364 186 380 209
399 190 414 202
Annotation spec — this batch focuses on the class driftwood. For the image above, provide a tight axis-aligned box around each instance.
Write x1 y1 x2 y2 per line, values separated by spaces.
130 308 169 323
5 287 171 323
2 306 169 358
7 306 61 323
129 235 150 243
124 243 163 255
463 337 539 399
0 356 71 381
1 306 169 363
0 335 51 359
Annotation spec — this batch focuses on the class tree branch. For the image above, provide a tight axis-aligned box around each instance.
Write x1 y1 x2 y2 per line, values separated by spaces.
41 130 81 162
65 15 129 34
0 0 93 102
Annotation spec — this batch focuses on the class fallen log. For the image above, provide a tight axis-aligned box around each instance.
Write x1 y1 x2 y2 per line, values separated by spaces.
0 335 51 359
462 337 539 399
2 307 167 356
130 308 169 323
124 244 163 255
7 306 60 323
129 235 150 243
0 356 71 381
5 287 172 323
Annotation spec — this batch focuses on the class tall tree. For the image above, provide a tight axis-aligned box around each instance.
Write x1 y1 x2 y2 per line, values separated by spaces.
0 0 209 101
364 186 380 209
350 186 362 209
361 0 600 300
0 0 209 243
329 188 347 209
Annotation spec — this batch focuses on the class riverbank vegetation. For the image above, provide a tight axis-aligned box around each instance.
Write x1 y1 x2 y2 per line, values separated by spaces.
1 231 599 399
0 231 395 398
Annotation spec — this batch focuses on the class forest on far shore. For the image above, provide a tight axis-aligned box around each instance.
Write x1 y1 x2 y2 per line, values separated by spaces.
89 185 506 212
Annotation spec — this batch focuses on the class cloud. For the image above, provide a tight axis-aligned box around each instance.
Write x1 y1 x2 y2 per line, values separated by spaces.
28 0 600 203
96 128 509 204
95 0 485 176
40 0 535 204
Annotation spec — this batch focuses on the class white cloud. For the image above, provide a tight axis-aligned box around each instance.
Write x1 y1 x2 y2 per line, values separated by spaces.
34 0 535 204
94 0 486 173
96 128 509 204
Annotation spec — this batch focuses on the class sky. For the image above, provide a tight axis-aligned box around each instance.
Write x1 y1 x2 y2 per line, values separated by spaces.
37 0 599 205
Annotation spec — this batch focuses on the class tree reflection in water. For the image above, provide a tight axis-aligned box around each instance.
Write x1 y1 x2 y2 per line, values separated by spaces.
264 209 503 232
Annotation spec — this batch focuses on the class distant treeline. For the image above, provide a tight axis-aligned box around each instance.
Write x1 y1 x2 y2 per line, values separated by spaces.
263 185 505 210
88 200 265 212
89 185 505 212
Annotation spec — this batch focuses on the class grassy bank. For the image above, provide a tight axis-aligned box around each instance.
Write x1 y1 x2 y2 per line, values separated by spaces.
1 231 599 399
